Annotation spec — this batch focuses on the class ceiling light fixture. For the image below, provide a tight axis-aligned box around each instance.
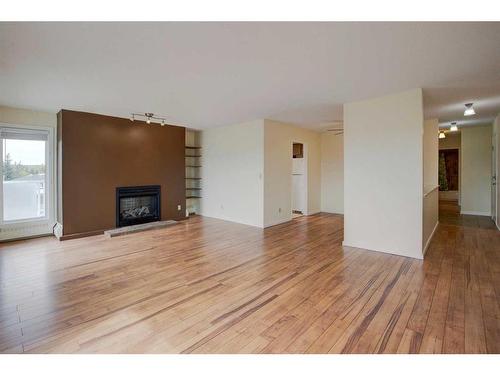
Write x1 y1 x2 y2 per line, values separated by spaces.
129 112 168 126
464 103 476 116
450 122 458 132
439 131 446 139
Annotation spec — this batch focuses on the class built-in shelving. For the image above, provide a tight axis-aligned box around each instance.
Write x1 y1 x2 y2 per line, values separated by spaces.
185 144 202 204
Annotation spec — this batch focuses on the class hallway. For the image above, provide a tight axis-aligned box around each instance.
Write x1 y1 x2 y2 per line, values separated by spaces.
439 200 496 229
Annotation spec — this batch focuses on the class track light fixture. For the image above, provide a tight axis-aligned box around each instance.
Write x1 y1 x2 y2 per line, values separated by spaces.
439 131 446 139
450 122 458 132
129 112 168 126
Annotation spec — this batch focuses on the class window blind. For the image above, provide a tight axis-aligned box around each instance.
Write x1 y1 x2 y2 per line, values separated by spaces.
0 127 49 141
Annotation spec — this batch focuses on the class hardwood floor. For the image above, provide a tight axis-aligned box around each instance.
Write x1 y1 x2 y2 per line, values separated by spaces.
439 199 496 229
1 206 499 353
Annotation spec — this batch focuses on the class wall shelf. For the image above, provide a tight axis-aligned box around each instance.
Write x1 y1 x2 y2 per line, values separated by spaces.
186 134 202 215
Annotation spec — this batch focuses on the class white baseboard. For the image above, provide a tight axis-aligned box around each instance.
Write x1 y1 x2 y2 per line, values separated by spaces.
264 217 291 228
423 221 439 257
460 210 491 216
320 209 344 215
342 240 424 260
198 213 264 228
305 210 321 216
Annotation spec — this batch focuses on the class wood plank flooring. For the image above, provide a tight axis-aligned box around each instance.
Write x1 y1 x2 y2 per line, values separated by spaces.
1 205 499 353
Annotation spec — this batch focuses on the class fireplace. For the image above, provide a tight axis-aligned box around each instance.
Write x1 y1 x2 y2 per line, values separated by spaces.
116 185 161 227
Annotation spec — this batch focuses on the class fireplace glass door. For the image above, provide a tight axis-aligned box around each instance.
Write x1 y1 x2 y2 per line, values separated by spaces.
116 185 161 227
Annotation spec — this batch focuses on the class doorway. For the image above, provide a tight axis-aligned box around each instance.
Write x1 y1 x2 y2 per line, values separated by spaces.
439 148 459 202
0 124 55 240
291 142 307 218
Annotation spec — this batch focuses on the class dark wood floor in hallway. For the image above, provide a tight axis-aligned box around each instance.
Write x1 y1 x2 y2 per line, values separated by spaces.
1 206 499 353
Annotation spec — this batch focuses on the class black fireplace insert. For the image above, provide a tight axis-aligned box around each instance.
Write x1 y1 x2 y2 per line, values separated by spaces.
116 185 161 227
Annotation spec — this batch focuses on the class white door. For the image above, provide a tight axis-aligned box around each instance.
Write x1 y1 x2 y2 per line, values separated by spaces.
0 125 55 240
291 143 307 214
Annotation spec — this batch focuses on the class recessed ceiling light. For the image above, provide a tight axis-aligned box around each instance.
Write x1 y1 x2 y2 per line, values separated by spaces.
464 103 476 116
439 131 446 139
450 122 458 132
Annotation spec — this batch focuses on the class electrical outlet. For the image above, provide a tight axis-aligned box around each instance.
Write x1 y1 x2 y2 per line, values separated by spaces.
177 205 181 211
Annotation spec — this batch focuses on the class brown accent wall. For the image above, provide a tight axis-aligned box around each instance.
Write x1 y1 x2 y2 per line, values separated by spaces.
58 110 185 237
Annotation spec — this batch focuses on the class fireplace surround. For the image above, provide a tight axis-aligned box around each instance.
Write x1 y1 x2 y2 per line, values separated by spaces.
116 185 161 227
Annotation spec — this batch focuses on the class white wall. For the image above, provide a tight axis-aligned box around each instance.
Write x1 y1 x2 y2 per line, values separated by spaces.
422 118 439 254
200 120 264 227
343 88 424 259
439 132 461 150
263 120 321 227
494 115 500 228
461 125 492 216
320 131 344 214
423 119 438 189
200 119 321 228
423 188 439 253
0 105 56 128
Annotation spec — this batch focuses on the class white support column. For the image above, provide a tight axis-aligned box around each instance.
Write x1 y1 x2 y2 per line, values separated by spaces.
343 88 424 259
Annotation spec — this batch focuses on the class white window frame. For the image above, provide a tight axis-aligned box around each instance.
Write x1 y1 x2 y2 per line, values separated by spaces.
0 122 56 239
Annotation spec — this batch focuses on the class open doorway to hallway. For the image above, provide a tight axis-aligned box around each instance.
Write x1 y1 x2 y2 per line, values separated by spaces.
439 199 496 228
438 130 461 207
439 148 459 202
438 123 494 226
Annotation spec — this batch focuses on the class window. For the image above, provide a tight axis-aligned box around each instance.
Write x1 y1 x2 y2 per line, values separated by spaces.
1 127 50 223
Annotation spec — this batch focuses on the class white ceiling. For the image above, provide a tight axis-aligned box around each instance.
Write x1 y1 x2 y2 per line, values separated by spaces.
1 22 499 131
